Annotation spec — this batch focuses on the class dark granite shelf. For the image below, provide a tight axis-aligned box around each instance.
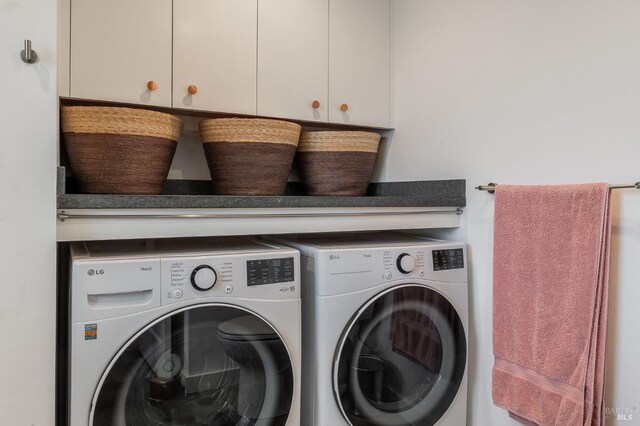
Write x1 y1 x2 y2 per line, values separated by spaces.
57 170 466 210
58 191 465 209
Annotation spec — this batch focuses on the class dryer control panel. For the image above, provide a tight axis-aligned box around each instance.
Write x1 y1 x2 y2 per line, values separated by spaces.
432 248 465 271
381 248 427 279
315 242 466 296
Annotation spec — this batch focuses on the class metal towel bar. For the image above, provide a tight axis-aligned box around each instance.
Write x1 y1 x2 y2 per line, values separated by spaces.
58 208 464 222
476 183 640 194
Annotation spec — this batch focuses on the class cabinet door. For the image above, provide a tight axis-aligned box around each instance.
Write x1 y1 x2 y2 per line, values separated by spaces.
174 0 257 114
329 0 390 127
1 0 57 423
70 0 172 107
258 0 328 122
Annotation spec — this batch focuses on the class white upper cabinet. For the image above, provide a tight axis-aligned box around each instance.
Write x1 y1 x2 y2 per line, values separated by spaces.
70 0 172 107
173 0 257 114
65 0 391 127
328 0 390 127
257 0 329 122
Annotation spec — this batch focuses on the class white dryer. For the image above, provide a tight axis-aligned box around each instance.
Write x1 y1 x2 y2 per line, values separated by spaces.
276 233 468 426
68 237 301 426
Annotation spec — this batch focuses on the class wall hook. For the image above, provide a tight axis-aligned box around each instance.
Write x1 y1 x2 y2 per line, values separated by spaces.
20 40 38 64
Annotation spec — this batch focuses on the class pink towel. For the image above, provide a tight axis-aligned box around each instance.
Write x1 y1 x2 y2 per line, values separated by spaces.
492 184 611 426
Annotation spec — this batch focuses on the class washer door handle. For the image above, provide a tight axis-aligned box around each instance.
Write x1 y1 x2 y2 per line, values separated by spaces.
87 289 153 308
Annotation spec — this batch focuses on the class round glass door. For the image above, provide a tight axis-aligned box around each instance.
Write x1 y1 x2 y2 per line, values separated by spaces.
334 285 466 426
92 305 294 426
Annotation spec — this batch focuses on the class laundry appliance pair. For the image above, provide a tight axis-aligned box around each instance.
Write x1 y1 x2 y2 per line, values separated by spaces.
67 233 467 426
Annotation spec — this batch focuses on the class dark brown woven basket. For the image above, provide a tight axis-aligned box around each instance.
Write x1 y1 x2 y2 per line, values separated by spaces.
199 118 301 195
297 131 381 196
61 106 182 195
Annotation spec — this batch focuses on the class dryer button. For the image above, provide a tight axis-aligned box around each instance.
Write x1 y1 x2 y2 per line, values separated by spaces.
173 289 183 299
384 272 392 280
224 285 233 294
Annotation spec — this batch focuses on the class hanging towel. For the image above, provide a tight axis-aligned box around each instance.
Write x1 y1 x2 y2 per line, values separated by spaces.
492 184 611 426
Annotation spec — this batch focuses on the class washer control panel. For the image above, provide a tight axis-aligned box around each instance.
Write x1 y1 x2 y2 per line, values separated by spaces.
162 259 231 304
247 257 295 286
160 251 299 305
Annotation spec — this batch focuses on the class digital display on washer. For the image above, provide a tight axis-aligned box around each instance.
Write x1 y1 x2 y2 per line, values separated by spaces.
432 249 464 271
247 257 294 286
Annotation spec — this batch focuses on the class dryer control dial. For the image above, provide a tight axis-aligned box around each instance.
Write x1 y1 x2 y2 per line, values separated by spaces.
397 253 416 274
191 265 217 291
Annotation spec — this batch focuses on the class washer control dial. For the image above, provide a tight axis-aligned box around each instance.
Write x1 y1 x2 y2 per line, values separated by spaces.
397 253 416 274
191 265 217 291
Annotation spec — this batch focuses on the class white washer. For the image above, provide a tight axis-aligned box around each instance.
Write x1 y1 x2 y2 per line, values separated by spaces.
68 237 301 426
275 233 468 426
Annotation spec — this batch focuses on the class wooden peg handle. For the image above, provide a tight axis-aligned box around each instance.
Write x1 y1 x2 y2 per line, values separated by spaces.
340 103 349 112
188 85 198 95
147 81 158 91
312 100 321 109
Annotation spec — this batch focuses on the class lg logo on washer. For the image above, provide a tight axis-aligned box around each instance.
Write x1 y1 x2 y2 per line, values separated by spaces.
87 266 152 276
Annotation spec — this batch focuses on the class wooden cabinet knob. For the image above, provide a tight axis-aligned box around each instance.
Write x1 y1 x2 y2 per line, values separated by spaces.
188 85 198 95
312 100 321 109
147 81 158 91
340 103 349 112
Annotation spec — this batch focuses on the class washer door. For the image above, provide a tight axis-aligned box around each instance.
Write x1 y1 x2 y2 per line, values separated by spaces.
333 285 466 426
91 304 294 426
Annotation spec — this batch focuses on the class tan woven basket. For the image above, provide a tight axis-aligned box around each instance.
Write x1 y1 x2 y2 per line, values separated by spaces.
199 118 301 195
61 106 182 194
298 131 380 153
296 131 381 196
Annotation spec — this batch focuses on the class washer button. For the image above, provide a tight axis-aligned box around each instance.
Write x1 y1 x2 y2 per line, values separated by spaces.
397 253 416 274
224 285 233 294
384 272 392 280
173 289 183 299
419 270 425 277
191 265 217 291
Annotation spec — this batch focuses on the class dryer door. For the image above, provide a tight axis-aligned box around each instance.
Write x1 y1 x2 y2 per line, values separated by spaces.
333 285 466 426
91 304 294 426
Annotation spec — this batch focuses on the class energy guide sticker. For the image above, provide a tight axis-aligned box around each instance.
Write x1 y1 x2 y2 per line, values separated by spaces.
84 324 97 340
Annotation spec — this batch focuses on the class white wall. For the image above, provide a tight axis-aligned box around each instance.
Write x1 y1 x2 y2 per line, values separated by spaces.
386 1 640 424
0 0 57 424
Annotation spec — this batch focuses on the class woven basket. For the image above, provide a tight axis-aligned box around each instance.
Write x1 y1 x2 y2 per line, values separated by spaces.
61 106 182 194
199 118 301 195
297 131 381 196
